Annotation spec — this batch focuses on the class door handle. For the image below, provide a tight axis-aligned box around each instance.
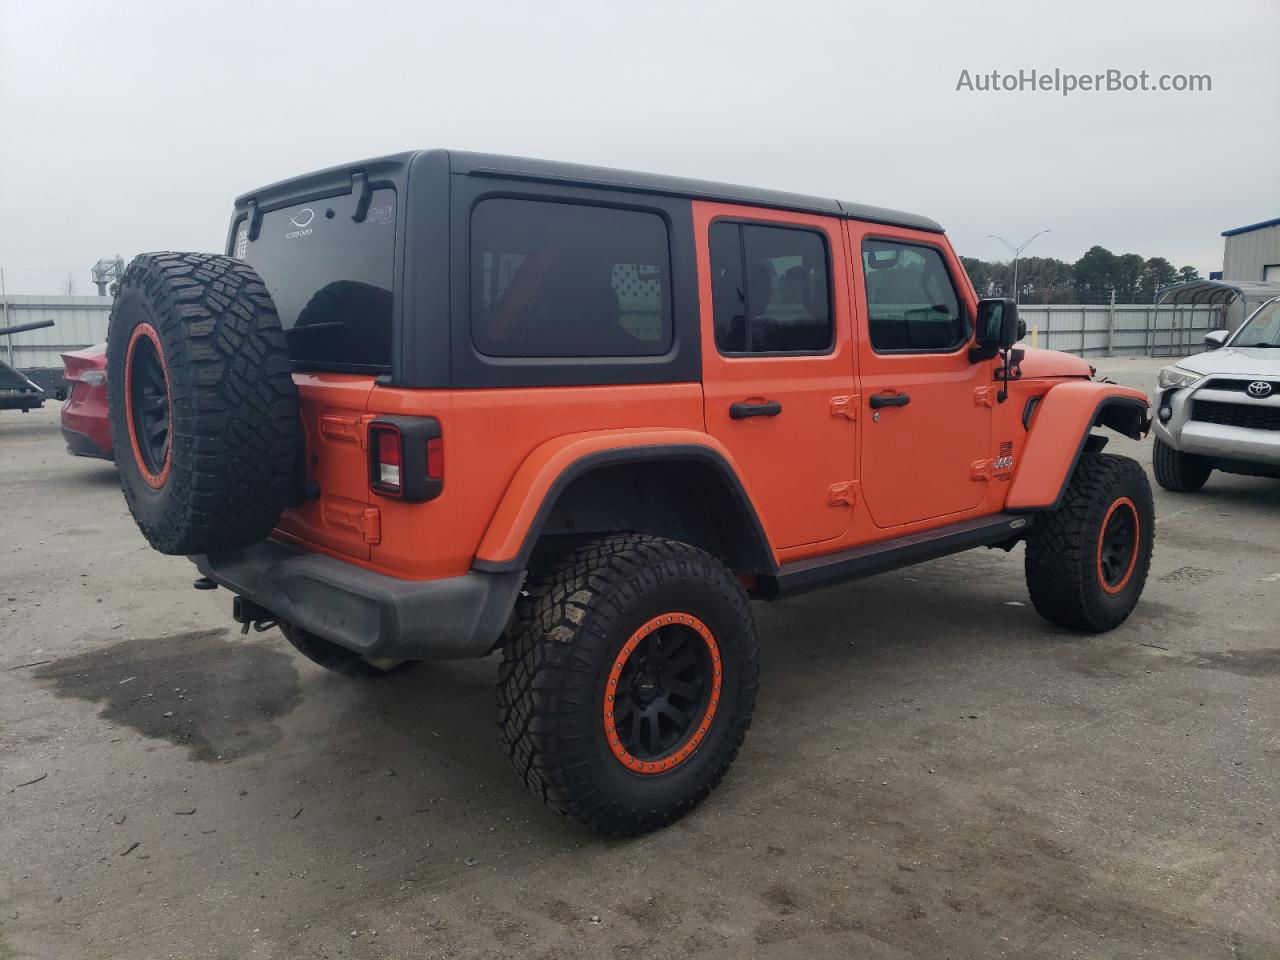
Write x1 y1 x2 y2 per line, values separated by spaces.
729 400 783 420
869 392 911 409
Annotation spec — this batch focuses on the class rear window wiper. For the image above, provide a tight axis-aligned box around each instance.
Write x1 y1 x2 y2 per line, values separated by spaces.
285 322 346 336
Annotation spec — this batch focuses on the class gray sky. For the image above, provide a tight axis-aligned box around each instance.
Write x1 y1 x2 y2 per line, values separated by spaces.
2 0 1277 295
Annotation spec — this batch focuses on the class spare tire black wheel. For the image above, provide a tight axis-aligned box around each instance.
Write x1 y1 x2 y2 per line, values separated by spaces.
107 253 298 555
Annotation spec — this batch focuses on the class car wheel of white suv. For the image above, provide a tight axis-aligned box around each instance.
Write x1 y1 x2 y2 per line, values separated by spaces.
1153 438 1213 493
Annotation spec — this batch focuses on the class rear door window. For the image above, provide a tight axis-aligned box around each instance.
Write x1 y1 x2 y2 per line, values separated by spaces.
233 188 396 371
709 222 832 354
861 239 965 352
470 198 673 358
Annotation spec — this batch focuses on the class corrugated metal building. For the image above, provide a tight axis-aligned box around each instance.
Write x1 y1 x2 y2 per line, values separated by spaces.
1 295 113 370
1222 217 1280 282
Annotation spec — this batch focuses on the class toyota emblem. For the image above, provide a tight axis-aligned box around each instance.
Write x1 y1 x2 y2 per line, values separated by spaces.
1246 381 1273 398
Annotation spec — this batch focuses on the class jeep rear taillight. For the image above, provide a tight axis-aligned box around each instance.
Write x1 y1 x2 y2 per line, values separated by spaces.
368 417 443 502
371 425 403 494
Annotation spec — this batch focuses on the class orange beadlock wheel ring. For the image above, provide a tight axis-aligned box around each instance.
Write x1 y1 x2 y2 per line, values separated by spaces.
603 613 723 775
123 322 174 489
1096 496 1140 595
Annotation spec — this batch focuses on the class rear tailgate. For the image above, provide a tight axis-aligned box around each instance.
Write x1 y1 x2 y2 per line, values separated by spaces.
276 373 377 560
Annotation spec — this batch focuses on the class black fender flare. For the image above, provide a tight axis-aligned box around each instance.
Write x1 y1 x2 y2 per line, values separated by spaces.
471 444 776 575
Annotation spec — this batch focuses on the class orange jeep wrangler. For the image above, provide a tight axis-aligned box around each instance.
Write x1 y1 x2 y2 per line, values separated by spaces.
106 151 1154 835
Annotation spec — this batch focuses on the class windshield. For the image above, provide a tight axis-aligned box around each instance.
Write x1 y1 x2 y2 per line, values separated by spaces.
1231 298 1280 348
232 188 396 371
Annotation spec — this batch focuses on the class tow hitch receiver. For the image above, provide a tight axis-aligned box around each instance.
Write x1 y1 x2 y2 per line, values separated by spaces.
232 596 278 634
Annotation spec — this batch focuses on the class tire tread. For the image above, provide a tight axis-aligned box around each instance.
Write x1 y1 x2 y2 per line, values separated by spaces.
1152 437 1212 492
108 252 297 554
1025 452 1154 632
496 534 758 836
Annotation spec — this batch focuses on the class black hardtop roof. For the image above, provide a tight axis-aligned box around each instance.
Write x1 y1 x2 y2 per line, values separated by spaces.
235 149 944 234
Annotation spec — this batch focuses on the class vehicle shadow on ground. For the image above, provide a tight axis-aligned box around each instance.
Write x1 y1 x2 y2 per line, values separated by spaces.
1190 476 1280 509
56 462 119 488
244 552 1054 841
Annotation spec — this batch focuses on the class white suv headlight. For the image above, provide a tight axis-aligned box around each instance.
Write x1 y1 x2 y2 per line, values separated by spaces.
1157 366 1199 390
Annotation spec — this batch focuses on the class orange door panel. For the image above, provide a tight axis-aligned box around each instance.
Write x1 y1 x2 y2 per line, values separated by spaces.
693 201 856 550
849 224 994 529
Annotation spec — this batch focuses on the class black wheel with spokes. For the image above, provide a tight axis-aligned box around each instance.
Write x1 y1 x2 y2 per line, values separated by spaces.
605 613 721 775
498 535 758 836
124 327 172 484
1097 497 1140 594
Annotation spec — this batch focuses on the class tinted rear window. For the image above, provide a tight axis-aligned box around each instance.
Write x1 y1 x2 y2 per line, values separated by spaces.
233 188 396 371
470 198 673 358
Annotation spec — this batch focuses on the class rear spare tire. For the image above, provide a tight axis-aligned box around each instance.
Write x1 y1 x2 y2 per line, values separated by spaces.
107 253 297 555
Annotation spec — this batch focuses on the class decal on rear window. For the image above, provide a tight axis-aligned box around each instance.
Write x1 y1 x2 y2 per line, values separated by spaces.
236 189 396 372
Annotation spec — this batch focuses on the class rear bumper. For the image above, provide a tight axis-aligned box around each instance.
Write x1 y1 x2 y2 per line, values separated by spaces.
194 541 526 660
61 425 114 460
61 391 113 458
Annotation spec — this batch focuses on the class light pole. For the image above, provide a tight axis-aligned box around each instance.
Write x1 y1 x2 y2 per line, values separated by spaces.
987 229 1051 304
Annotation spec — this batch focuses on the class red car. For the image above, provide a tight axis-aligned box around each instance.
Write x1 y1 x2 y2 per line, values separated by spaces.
61 343 113 460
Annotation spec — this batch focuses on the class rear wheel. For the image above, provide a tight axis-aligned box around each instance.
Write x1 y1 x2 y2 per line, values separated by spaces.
1152 437 1212 492
1025 452 1154 633
278 622 415 678
497 535 758 836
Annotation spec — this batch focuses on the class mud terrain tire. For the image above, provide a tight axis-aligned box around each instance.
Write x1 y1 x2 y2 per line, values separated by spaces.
497 535 759 836
1152 437 1212 492
107 253 297 555
1025 452 1154 633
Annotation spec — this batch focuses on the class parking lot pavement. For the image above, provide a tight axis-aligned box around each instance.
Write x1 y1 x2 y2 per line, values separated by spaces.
1 355 1276 960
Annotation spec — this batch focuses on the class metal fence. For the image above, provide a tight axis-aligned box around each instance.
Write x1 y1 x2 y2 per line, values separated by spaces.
1 295 113 369
1 295 1228 369
1016 304 1225 358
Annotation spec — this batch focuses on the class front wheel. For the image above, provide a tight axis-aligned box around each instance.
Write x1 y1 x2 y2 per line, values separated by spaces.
1025 452 1155 633
497 535 759 836
1152 437 1212 492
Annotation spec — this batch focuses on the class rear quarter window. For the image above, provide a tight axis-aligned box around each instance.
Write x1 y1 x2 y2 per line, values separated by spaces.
470 198 673 358
233 187 397 371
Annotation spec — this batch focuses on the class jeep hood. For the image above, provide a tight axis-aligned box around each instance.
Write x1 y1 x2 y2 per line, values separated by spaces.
1014 347 1093 379
1168 346 1280 377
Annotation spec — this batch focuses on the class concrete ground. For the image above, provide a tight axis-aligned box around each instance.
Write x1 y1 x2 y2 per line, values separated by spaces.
1 356 1276 960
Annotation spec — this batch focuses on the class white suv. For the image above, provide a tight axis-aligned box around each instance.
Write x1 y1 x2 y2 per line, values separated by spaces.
1152 296 1280 491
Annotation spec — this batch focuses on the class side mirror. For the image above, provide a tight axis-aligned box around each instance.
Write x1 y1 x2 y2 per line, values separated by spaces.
971 298 1020 360
1203 329 1229 350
